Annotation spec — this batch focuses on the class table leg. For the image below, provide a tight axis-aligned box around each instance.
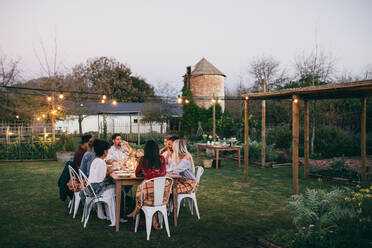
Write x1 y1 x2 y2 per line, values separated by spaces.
197 145 200 163
173 186 178 227
216 150 219 169
115 182 121 232
238 148 241 168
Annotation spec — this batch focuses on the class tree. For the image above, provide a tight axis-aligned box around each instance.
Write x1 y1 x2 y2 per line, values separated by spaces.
293 46 336 154
294 45 335 83
72 57 155 102
248 55 288 92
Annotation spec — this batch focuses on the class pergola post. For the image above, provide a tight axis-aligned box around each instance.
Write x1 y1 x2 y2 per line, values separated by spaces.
244 97 249 183
292 95 299 194
261 79 267 168
361 97 367 184
304 100 309 178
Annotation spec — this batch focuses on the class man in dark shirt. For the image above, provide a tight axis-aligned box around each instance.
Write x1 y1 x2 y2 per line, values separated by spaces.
72 134 92 171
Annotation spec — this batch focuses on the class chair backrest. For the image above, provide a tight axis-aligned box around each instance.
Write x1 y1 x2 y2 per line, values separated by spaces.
79 169 98 199
68 165 79 190
192 166 204 193
140 176 173 207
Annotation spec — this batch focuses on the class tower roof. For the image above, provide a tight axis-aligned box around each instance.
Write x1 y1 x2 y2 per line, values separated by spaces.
190 58 225 77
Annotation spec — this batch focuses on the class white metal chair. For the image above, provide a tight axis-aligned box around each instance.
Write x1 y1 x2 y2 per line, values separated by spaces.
134 176 173 241
79 169 116 228
176 166 204 220
67 165 82 219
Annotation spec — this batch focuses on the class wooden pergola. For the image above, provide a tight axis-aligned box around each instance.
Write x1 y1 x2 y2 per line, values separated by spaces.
242 80 372 194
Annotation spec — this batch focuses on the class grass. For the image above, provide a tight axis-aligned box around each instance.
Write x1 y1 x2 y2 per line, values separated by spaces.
0 158 337 248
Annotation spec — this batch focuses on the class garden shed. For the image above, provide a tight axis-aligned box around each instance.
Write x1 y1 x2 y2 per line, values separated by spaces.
242 80 372 194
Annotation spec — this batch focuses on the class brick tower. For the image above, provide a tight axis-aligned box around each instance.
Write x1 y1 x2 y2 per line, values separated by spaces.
184 58 225 111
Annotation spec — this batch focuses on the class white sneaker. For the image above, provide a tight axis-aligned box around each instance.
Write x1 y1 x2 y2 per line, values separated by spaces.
120 218 128 223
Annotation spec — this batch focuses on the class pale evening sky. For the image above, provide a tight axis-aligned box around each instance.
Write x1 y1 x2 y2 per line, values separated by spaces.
0 0 371 92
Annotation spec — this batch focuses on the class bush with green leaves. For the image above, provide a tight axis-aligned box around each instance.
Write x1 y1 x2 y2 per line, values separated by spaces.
289 187 372 248
55 134 78 152
247 140 276 162
0 141 57 160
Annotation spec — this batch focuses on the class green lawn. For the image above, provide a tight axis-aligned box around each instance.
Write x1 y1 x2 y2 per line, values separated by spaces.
0 158 336 248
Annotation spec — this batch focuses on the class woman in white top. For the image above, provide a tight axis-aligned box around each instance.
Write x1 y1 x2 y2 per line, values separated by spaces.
170 139 197 194
88 139 116 226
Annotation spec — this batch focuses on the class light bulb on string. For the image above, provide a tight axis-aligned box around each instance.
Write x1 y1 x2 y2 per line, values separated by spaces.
101 99 105 104
112 100 117 106
59 93 64 100
177 95 182 104
102 95 107 100
184 99 190 104
47 96 52 102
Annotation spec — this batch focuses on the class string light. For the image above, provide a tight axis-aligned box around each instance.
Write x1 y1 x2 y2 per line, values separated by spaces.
245 96 248 100
177 95 182 104
16 115 19 119
36 117 41 121
42 114 46 118
217 99 221 104
112 100 117 106
101 99 105 104
59 93 64 100
51 110 57 115
47 96 52 102
57 106 61 110
184 99 190 104
102 95 107 100
293 98 298 103
211 99 216 104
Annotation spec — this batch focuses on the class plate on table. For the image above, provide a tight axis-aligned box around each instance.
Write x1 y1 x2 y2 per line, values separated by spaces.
115 171 132 177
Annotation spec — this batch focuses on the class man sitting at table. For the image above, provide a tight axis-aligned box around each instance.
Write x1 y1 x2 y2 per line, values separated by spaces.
80 137 95 177
106 133 133 165
72 134 92 171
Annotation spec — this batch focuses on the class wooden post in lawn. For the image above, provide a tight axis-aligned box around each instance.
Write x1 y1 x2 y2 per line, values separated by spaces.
213 99 216 141
129 114 132 141
292 95 299 194
137 112 141 146
261 79 266 168
361 97 367 184
244 97 249 183
304 100 310 179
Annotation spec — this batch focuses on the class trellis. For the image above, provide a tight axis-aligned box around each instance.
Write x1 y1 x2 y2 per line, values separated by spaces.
243 80 372 194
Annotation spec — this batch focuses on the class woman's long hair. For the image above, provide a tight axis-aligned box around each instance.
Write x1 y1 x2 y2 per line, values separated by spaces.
172 139 195 173
142 140 162 170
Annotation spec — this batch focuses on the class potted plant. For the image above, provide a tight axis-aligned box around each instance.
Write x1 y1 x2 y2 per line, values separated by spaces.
56 134 77 162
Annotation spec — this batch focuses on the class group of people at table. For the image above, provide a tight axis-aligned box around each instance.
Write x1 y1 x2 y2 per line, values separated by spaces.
60 133 197 230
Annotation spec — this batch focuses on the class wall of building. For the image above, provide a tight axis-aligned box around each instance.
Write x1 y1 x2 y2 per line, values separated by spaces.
56 114 166 134
189 74 225 111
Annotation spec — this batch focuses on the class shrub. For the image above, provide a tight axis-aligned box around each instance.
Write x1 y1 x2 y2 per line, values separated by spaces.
268 125 291 150
247 140 277 162
289 187 372 248
314 126 359 158
55 134 78 152
0 141 58 160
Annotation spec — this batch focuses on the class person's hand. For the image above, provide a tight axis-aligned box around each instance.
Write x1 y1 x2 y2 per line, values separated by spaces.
107 159 115 165
107 166 114 174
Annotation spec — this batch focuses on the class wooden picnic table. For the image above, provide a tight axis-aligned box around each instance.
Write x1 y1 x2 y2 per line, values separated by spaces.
110 172 181 232
196 143 241 169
